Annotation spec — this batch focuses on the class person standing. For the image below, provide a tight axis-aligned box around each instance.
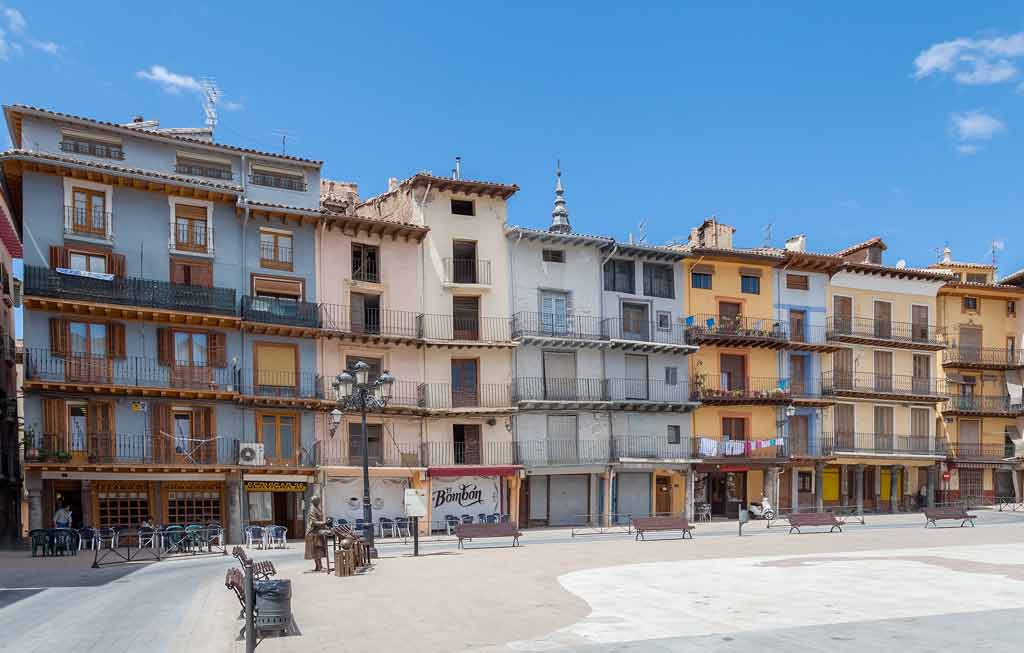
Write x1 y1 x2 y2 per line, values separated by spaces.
53 505 71 529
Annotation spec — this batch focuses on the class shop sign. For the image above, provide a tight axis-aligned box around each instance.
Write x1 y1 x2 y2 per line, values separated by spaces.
404 489 428 517
942 471 951 481
430 476 499 514
245 481 307 492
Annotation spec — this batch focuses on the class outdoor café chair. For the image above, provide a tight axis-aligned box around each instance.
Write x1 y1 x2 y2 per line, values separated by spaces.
96 527 118 550
477 513 489 523
137 526 158 550
460 514 474 524
486 513 499 524
394 517 411 538
163 525 186 553
266 525 287 549
78 527 96 551
29 529 51 557
379 517 396 538
244 525 264 549
184 524 205 552
444 515 459 535
355 518 374 537
500 513 512 523
206 522 224 547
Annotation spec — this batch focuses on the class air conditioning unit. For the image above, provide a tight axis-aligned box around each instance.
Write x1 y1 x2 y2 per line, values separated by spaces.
237 442 265 466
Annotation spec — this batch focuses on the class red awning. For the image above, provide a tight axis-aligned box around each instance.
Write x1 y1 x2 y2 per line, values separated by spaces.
427 466 519 478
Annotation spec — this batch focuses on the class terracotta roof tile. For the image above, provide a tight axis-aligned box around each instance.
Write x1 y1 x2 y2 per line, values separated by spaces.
833 236 886 257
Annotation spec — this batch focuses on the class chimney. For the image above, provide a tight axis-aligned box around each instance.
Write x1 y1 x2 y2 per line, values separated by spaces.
132 115 144 123
454 156 462 180
784 234 807 253
689 217 734 249
942 246 952 264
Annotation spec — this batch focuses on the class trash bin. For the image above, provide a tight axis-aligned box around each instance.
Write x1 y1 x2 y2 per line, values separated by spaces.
254 579 292 633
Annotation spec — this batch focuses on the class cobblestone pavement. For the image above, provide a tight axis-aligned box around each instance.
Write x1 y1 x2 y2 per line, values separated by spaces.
2 510 1023 652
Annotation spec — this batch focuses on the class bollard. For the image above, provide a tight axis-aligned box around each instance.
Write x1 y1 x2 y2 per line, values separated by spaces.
738 506 750 537
243 559 256 653
413 516 419 557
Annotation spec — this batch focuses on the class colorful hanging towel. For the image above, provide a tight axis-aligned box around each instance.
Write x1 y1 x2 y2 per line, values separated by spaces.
698 437 718 457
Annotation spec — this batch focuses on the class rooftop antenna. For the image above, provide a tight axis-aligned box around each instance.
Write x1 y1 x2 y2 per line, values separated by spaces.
200 78 220 133
932 241 950 263
762 222 775 247
989 239 1005 270
637 219 648 244
272 129 291 155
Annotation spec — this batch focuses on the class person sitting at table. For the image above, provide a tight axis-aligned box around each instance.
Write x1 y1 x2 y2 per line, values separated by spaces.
53 504 71 529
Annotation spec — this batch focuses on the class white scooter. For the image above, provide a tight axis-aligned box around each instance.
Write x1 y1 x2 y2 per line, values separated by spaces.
747 496 775 520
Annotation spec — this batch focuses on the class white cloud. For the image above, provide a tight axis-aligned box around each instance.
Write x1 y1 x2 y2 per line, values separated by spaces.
951 110 1006 141
4 8 25 33
136 65 201 94
29 39 57 54
956 144 979 156
914 32 1024 85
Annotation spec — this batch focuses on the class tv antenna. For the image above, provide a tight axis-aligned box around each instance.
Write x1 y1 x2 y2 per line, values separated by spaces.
199 78 220 131
637 219 648 244
762 222 775 246
988 239 1005 269
272 129 293 155
932 241 950 263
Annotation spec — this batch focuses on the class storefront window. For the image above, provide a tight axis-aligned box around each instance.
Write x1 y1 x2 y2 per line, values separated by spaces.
167 490 221 525
248 491 273 522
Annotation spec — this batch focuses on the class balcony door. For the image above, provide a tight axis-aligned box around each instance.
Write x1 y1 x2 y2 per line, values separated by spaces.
789 414 809 455
873 405 894 451
67 321 112 384
348 422 382 465
723 417 747 442
453 296 481 340
873 301 892 339
719 301 741 332
621 302 649 341
543 351 576 400
259 412 297 465
911 408 930 450
835 403 855 450
350 292 381 335
789 310 806 343
833 296 853 334
958 419 981 456
912 354 931 394
540 291 569 336
912 305 929 342
546 414 578 464
624 354 649 400
451 359 479 407
790 355 806 395
254 342 298 396
873 350 893 392
833 348 853 388
720 353 746 392
959 325 982 361
453 424 481 464
452 240 478 283
70 187 107 237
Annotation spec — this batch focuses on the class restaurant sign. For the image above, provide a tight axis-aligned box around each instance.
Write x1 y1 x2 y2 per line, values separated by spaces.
430 476 499 515
245 481 307 492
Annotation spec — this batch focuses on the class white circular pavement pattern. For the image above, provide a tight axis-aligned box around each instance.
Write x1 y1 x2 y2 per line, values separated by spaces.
510 543 1024 650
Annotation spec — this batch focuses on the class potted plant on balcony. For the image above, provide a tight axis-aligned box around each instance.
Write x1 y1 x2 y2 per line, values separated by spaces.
55 450 72 462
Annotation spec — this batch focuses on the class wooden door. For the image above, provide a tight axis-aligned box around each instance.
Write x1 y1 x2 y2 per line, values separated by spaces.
912 354 931 393
833 348 853 388
87 400 115 462
720 354 746 391
790 355 806 395
453 297 480 340
873 301 892 338
789 310 806 343
833 296 852 334
655 476 672 515
719 301 741 331
543 351 577 400
959 326 982 361
835 403 855 449
451 359 479 407
540 292 569 336
789 414 809 456
873 351 893 392
621 303 649 340
874 406 894 451
912 305 929 342
624 354 648 400
958 419 981 456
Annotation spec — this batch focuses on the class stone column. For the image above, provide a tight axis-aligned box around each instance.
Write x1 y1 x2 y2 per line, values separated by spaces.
1012 469 1022 502
890 465 900 513
603 469 614 527
226 477 243 545
903 465 913 511
685 467 695 521
814 462 825 512
772 468 781 509
873 465 882 512
81 480 93 527
855 465 865 516
927 465 936 507
840 466 850 507
791 467 800 513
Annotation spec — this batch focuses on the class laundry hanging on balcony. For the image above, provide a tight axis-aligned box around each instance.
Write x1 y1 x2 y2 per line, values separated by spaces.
698 437 718 457
56 267 114 282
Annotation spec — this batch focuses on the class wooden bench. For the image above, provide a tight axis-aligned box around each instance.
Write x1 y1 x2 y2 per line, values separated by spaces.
454 522 522 549
232 546 276 580
631 516 694 541
787 512 843 534
924 506 977 528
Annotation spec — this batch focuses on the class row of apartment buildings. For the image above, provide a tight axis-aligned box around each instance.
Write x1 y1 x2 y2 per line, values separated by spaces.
2 104 1022 542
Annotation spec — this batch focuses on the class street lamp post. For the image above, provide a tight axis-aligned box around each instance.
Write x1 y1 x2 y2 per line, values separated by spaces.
331 360 394 559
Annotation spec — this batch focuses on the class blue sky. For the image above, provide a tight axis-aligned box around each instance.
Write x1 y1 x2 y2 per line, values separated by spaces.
3 2 1023 273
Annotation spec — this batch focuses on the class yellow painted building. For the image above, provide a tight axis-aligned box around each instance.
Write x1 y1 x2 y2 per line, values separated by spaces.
930 248 1023 503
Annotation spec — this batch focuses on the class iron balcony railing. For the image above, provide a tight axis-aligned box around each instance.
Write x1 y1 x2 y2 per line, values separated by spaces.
822 371 945 397
687 313 788 342
604 316 692 347
172 219 212 254
27 431 238 466
947 395 1024 414
419 313 512 342
612 434 695 460
826 316 943 346
418 383 512 410
236 369 324 400
60 139 125 160
516 439 613 466
63 205 111 239
831 433 943 456
604 378 692 403
351 258 380 283
692 436 788 459
691 375 795 402
511 312 605 342
24 350 237 391
319 304 421 339
241 295 321 328
512 377 606 402
313 439 423 467
25 265 237 316
174 162 233 180
947 442 1016 460
422 440 516 466
943 347 1023 368
248 173 307 192
443 258 492 285
786 432 835 457
259 242 293 268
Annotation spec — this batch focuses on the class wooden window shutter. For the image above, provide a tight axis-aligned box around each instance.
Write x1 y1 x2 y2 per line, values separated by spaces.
42 398 67 445
209 332 227 367
106 322 126 359
156 328 173 366
150 403 174 463
49 318 69 357
49 245 70 269
191 263 213 288
175 203 208 219
108 253 126 277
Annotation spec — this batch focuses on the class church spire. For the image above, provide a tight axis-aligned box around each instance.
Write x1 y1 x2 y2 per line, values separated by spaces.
549 160 571 234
